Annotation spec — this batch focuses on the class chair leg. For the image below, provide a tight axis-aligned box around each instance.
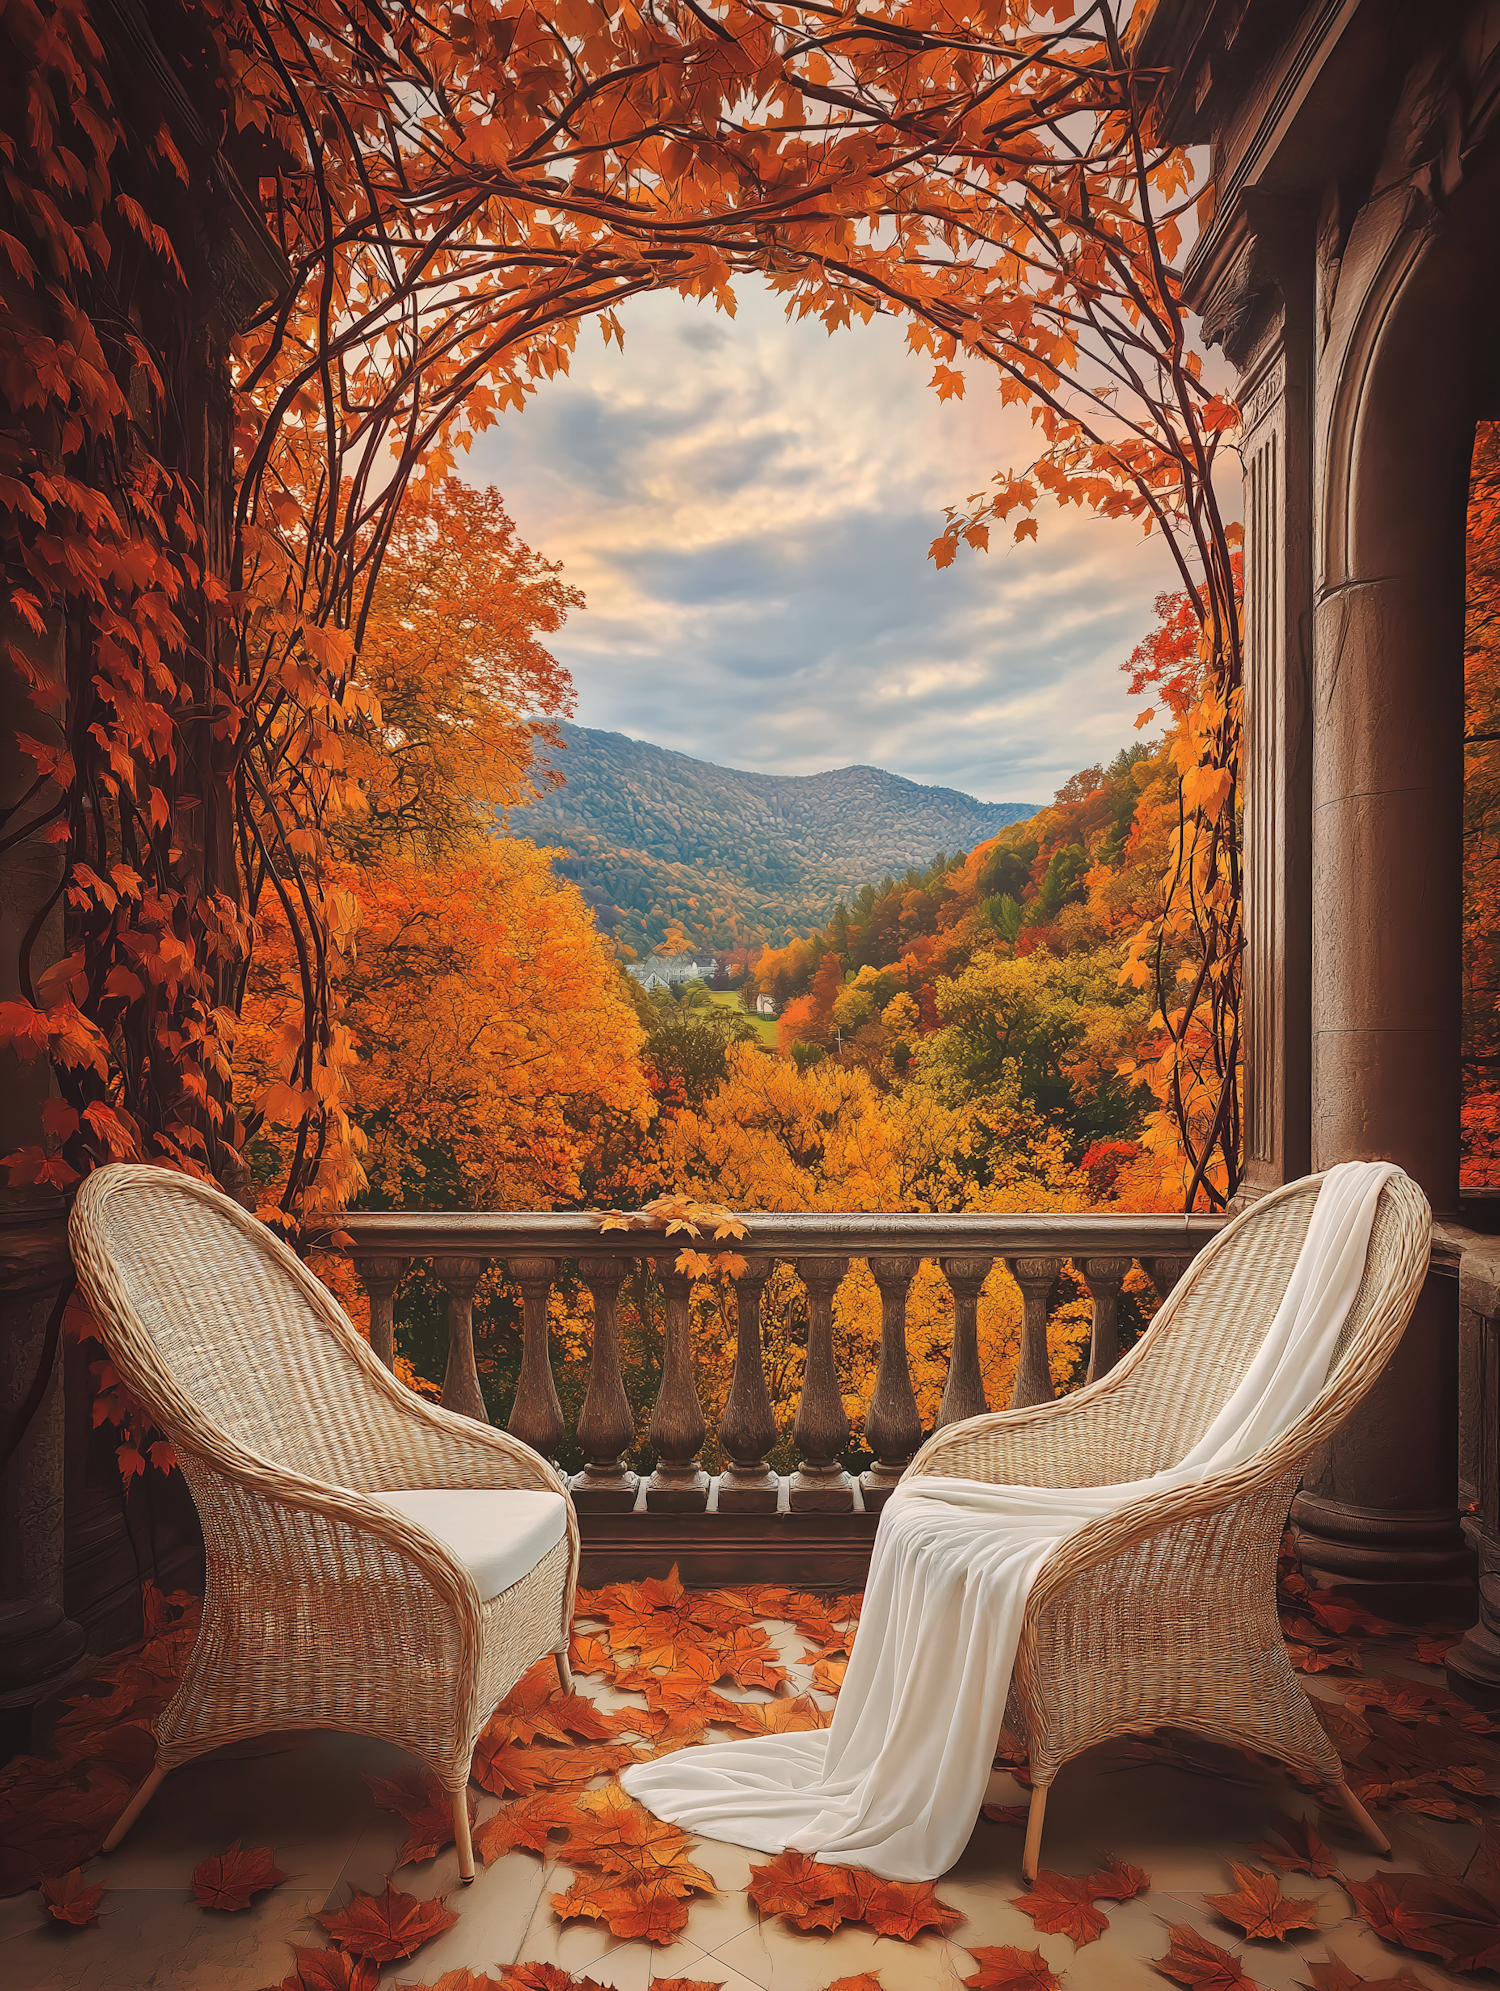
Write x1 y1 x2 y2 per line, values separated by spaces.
453 1789 475 1884
102 1763 168 1852
1022 1783 1048 1882
1328 1778 1391 1855
554 1647 574 1694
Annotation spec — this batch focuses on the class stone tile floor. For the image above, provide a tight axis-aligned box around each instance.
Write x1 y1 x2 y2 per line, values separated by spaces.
3 1602 1497 1991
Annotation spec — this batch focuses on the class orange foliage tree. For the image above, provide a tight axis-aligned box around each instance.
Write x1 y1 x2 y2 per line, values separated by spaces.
3 0 1242 1226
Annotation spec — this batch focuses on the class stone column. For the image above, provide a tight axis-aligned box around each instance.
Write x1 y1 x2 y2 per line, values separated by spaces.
434 1255 492 1426
1289 175 1495 1615
354 1255 408 1370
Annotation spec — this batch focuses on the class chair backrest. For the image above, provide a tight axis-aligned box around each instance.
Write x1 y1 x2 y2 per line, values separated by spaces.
1100 1168 1430 1478
70 1162 387 1490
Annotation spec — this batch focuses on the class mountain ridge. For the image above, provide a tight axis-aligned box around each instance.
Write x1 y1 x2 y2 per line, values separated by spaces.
511 721 1038 953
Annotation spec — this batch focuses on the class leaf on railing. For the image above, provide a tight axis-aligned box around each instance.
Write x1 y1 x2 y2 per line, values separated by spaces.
592 1193 749 1242
673 1248 749 1281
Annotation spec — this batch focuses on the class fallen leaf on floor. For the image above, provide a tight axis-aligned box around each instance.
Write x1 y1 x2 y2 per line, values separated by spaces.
191 1841 290 1911
1302 1592 1400 1639
651 1978 729 1991
365 1770 477 1865
39 1867 104 1925
551 1869 691 1942
263 1945 379 1990
982 1803 1030 1827
399 1971 507 1990
1151 1923 1265 1988
1411 1626 1463 1665
316 1882 458 1962
567 1633 615 1677
495 1965 575 1989
747 1846 958 1939
715 1692 829 1736
814 1657 848 1694
1256 1811 1338 1877
1299 1956 1426 1989
1204 1862 1321 1940
472 1790 579 1862
818 1976 884 1991
1344 1867 1500 1971
1011 1855 1150 1945
557 1780 714 1891
479 1668 632 1749
960 1948 1061 1991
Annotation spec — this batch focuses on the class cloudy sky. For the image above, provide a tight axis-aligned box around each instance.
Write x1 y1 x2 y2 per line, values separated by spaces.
464 277 1217 806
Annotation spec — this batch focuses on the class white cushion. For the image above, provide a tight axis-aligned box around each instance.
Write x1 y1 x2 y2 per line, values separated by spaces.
368 1488 568 1602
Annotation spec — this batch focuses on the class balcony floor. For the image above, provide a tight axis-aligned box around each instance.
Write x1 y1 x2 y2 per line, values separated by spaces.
3 1579 1496 1991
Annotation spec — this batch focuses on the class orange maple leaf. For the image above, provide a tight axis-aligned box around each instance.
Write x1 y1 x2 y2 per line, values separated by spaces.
1010 1870 1115 1946
316 1882 458 1961
1203 1863 1320 1941
1255 1811 1338 1877
191 1841 289 1911
474 1792 580 1863
364 1769 477 1865
961 1948 1061 1991
552 1870 691 1944
39 1867 104 1926
265 1946 380 1991
1344 1869 1500 1972
1151 1924 1266 1988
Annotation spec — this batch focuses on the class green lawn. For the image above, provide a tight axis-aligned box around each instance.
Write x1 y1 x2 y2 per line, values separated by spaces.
704 988 779 1047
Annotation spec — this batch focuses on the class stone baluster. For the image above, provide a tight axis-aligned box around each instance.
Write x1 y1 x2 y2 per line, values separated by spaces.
1004 1256 1061 1409
1146 1256 1193 1307
507 1257 563 1459
433 1256 491 1423
353 1254 409 1371
645 1256 709 1511
862 1257 922 1508
791 1258 853 1511
717 1255 778 1512
1083 1257 1132 1384
572 1256 637 1510
937 1256 992 1429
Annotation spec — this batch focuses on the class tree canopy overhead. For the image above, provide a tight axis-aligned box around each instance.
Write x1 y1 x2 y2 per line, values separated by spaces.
2 0 1243 1214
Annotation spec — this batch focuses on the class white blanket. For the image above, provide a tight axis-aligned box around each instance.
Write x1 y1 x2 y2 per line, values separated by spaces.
620 1161 1398 1880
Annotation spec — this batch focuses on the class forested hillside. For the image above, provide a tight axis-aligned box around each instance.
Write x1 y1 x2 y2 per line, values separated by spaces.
513 722 1037 953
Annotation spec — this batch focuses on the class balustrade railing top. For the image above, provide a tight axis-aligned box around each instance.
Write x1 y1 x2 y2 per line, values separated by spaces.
330 1209 1224 1257
328 1208 1223 1584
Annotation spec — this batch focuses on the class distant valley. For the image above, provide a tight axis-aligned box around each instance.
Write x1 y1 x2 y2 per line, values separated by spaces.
509 721 1037 953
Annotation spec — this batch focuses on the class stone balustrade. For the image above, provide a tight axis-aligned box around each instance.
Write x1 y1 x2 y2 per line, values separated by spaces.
328 1210 1222 1584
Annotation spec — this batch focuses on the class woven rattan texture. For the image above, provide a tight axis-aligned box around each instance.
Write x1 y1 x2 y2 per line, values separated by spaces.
69 1165 580 1791
905 1171 1431 1793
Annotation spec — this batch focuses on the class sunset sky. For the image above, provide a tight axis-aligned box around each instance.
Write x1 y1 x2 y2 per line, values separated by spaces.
466 276 1209 806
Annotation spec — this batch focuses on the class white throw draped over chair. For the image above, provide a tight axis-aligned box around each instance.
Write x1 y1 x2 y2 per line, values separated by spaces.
904 1168 1433 1880
70 1163 579 1882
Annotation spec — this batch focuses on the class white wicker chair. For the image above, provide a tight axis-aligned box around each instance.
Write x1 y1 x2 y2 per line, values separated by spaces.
70 1163 579 1882
905 1168 1433 1880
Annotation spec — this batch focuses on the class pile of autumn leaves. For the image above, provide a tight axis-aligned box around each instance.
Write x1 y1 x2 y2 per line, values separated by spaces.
13 1565 1500 1988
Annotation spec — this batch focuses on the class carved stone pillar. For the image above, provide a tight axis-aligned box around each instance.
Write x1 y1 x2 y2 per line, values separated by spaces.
1082 1258 1132 1384
1288 166 1500 1614
507 1257 562 1459
717 1256 778 1513
862 1257 922 1509
937 1257 991 1429
790 1258 852 1511
434 1256 491 1425
354 1255 408 1370
1004 1258 1060 1410
572 1257 637 1510
645 1258 708 1511
1146 1257 1192 1307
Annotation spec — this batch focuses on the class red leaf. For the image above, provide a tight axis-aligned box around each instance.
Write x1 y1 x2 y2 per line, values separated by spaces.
1255 1812 1338 1877
1345 1869 1500 1972
1151 1924 1265 1988
267 1947 380 1991
191 1841 289 1911
1010 1873 1109 1946
316 1882 458 1962
1203 1863 1320 1940
962 1949 1062 1991
39 1867 104 1925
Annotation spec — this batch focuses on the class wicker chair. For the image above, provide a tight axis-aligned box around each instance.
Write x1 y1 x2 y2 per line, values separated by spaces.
904 1168 1432 1881
69 1163 580 1882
